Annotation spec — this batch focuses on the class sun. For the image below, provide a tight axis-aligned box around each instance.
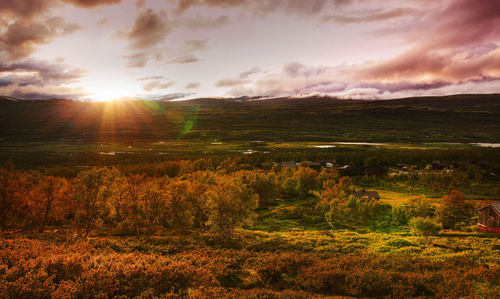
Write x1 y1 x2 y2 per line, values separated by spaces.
87 89 128 102
83 84 138 102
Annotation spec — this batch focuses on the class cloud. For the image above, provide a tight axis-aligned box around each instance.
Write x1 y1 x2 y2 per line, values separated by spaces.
136 0 146 8
171 0 352 16
0 0 54 20
215 78 250 87
321 8 416 24
0 58 87 100
140 76 174 92
120 9 173 67
239 67 261 78
126 9 170 50
168 54 199 64
175 15 230 30
353 0 500 85
185 82 200 89
165 39 208 64
138 75 166 81
0 59 86 86
214 1 500 99
0 17 82 60
61 0 122 8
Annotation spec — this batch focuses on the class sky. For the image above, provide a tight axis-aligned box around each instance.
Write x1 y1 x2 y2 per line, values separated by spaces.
0 0 499 101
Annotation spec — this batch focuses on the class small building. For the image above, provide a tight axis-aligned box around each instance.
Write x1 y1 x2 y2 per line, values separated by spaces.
317 160 336 168
478 203 500 234
300 161 322 169
352 189 380 200
280 161 297 167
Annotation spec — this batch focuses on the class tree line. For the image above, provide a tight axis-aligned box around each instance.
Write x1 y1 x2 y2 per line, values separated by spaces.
1 159 477 238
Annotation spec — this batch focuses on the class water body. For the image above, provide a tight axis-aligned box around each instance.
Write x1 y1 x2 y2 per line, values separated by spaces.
331 142 384 146
471 143 500 148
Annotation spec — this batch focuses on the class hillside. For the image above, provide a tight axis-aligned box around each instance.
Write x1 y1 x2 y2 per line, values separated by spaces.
1 94 499 143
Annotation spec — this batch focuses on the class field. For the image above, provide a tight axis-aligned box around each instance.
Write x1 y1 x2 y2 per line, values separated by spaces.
1 95 499 298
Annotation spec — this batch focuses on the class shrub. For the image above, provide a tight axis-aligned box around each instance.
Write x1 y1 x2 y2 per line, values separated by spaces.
409 217 441 236
392 205 409 225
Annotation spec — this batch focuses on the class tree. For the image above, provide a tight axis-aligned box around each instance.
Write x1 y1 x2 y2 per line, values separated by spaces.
436 190 474 229
164 179 194 229
318 168 340 188
205 176 258 239
294 166 318 198
318 176 381 227
73 167 120 234
183 171 213 229
251 171 279 207
142 177 167 234
318 176 355 227
0 161 18 230
111 174 146 234
30 176 72 232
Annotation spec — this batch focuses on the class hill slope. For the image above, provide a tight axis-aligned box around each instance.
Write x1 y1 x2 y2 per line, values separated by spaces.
1 94 499 143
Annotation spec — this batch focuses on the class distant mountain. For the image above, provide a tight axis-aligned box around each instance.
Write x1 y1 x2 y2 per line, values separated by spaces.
0 96 21 102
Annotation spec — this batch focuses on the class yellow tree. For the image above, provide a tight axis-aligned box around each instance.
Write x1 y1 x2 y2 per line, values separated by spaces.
142 177 167 234
205 176 258 239
30 175 72 231
294 166 319 198
0 161 21 230
164 179 194 229
73 167 120 235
